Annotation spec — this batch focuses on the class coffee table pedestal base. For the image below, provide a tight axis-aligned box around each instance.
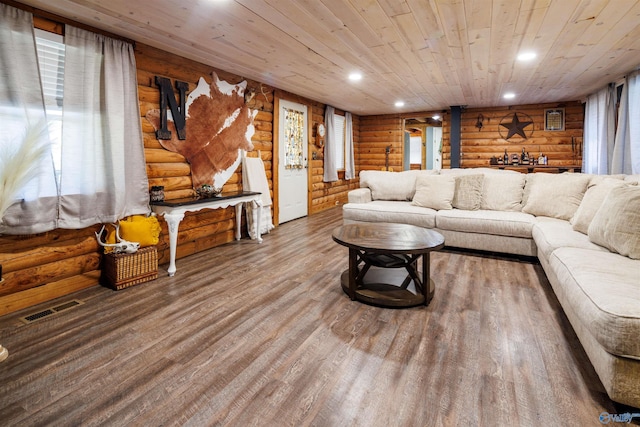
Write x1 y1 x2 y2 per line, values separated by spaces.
340 268 435 308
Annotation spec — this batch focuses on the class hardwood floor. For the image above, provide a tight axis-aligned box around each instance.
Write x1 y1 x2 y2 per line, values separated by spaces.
0 207 631 426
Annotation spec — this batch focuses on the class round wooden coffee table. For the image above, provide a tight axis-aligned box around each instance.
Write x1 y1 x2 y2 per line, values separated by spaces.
332 223 445 308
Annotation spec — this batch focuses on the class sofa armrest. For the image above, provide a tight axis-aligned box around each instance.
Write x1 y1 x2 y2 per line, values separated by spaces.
348 188 372 203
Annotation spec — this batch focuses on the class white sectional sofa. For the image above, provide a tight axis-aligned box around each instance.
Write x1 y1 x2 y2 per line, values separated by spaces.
343 168 640 408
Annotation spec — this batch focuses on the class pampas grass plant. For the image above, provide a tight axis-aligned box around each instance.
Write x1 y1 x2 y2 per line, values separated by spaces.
0 120 51 224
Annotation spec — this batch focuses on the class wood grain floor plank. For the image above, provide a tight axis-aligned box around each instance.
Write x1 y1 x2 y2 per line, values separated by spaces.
0 207 630 426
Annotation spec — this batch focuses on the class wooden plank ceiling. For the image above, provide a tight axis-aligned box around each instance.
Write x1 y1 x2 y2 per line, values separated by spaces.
14 0 640 115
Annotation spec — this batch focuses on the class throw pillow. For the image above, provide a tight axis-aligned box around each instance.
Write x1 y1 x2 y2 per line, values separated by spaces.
570 178 634 234
588 186 640 259
480 173 526 211
411 175 456 210
452 174 484 210
522 173 591 220
625 174 640 184
360 170 422 201
118 215 162 247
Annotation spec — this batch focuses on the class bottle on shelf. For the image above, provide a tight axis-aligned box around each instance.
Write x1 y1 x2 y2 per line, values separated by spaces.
503 149 509 164
538 152 545 165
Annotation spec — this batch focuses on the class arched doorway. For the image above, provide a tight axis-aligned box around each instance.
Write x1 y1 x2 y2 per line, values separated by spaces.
403 116 443 171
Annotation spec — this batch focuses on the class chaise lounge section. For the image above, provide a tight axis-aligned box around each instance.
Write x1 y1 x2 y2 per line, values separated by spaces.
343 168 640 408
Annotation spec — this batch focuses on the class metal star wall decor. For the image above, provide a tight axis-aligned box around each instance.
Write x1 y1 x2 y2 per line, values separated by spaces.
499 112 534 140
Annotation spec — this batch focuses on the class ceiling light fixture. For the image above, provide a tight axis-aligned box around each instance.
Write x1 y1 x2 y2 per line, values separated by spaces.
517 51 537 61
432 115 441 120
395 101 405 107
503 92 516 100
348 72 362 81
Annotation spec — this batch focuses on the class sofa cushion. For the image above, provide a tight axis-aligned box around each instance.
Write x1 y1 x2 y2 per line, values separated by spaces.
522 173 591 220
625 174 640 184
532 217 610 261
587 174 626 185
411 174 456 210
360 170 428 201
435 209 536 238
452 174 484 210
570 178 634 234
480 173 526 212
348 188 372 204
343 201 437 229
549 247 640 359
588 185 640 259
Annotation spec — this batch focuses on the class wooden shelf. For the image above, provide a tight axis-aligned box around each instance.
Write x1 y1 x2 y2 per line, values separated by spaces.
487 164 582 173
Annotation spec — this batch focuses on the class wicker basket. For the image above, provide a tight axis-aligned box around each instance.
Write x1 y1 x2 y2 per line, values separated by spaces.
102 246 158 290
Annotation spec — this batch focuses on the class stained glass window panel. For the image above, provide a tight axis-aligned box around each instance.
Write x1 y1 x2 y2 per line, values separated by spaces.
284 108 304 169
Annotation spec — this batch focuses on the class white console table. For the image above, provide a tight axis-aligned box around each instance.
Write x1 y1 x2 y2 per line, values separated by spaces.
151 191 262 276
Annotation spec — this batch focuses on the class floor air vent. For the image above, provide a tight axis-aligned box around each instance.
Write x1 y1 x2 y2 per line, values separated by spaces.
19 299 84 324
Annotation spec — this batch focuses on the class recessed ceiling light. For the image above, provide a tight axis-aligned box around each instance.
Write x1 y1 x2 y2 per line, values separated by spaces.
517 51 537 61
395 101 405 107
503 92 516 99
348 72 362 81
432 115 441 120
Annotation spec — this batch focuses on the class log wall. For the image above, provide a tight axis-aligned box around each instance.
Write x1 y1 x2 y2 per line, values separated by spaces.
359 103 582 171
308 103 361 212
0 33 355 315
458 102 584 169
136 43 278 270
360 112 449 172
359 115 404 171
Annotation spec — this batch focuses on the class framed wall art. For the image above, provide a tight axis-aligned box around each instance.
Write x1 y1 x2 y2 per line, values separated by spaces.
544 108 565 131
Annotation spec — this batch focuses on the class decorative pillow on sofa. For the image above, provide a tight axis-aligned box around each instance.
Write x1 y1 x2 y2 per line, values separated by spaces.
452 174 484 210
360 170 428 201
522 173 591 220
570 178 634 234
625 174 640 184
411 175 455 210
588 185 640 259
480 173 526 211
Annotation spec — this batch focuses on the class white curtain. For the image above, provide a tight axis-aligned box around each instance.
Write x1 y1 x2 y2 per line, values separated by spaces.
344 112 355 180
583 84 615 174
0 4 58 233
323 105 338 182
611 70 640 174
0 11 149 234
57 26 149 229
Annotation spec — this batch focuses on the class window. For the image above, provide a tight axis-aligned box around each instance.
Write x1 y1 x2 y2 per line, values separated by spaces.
333 114 345 170
34 28 65 177
410 135 422 164
1 11 149 234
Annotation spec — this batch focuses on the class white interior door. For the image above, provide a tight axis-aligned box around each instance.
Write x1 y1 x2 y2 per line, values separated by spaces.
278 99 308 224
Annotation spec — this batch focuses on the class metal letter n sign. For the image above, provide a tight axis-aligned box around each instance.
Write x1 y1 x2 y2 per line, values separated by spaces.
154 76 188 140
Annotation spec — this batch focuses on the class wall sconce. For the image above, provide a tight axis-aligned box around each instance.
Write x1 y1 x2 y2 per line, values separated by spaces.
475 114 484 130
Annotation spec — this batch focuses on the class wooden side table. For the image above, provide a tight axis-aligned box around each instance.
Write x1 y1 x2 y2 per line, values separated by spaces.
332 223 445 308
151 191 262 276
